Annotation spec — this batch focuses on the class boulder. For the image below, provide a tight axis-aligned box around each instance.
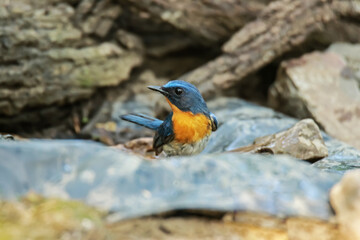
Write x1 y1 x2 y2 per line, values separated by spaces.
269 51 360 150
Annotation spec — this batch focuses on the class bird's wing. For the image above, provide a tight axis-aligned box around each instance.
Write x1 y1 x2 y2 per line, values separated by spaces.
210 112 218 131
153 113 175 155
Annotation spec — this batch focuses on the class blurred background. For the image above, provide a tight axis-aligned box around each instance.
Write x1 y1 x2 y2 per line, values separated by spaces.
1 0 360 239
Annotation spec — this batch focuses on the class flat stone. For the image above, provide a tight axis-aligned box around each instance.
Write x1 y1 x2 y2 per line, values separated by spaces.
0 140 340 220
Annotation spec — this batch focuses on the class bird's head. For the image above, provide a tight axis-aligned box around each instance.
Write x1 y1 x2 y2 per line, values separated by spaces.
148 80 210 115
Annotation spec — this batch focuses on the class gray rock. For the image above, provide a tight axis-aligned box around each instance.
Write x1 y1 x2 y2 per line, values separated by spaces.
116 29 144 52
112 95 156 139
312 139 360 174
204 97 298 153
0 140 340 221
82 70 168 144
204 98 360 174
110 70 168 142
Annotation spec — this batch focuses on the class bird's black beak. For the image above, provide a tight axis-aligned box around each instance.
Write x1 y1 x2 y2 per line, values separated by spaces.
148 85 169 96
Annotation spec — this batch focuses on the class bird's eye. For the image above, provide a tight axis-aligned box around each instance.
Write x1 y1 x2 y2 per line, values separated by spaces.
175 88 183 95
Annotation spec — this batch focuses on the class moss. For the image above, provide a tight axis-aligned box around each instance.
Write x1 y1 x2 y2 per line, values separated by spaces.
71 54 142 88
75 66 97 88
0 193 106 240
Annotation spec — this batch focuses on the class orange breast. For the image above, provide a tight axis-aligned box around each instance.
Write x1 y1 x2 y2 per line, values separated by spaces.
167 99 211 143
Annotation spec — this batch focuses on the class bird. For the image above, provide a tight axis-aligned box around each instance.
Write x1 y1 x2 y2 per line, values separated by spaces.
121 80 218 156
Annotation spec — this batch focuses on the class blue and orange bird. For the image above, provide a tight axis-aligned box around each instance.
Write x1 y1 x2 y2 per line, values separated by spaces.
121 80 218 156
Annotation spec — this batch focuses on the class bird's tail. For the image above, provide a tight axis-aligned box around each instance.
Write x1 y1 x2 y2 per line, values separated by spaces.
121 113 163 130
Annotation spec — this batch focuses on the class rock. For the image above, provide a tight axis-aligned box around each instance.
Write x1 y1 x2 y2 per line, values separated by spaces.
0 134 14 141
85 94 158 145
203 97 300 154
90 121 119 145
107 70 168 143
285 217 339 240
223 212 339 240
78 69 168 145
180 0 360 99
1 192 340 239
106 215 339 240
330 170 360 240
113 96 360 174
0 0 142 129
1 97 360 236
312 138 360 174
115 29 144 52
204 97 360 174
123 0 271 44
327 42 360 85
269 51 360 150
231 119 328 161
0 140 340 221
108 217 245 239
0 193 105 240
